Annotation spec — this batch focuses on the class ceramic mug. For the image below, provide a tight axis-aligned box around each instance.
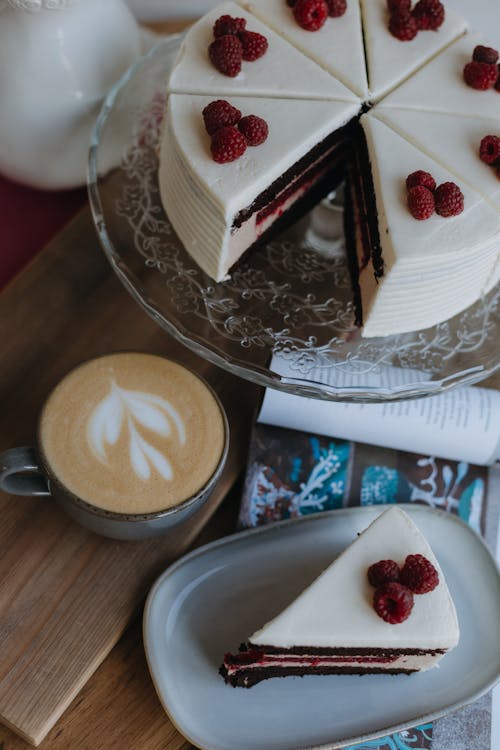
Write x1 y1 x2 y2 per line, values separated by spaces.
0 354 229 540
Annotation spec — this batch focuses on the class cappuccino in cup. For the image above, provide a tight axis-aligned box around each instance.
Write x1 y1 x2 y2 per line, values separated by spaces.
38 353 226 516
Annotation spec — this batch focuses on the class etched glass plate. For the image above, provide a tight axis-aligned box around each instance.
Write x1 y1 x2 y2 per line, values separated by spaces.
88 38 500 402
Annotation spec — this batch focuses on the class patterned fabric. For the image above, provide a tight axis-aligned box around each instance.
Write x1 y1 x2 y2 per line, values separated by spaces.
239 423 490 750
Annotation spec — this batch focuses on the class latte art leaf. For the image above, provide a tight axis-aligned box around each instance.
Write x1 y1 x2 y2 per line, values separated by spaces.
129 423 173 481
87 382 186 481
89 387 124 462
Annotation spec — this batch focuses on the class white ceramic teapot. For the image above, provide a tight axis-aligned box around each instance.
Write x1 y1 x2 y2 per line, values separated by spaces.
0 0 142 189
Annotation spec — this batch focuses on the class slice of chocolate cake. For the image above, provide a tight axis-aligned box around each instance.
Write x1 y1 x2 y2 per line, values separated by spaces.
220 507 459 687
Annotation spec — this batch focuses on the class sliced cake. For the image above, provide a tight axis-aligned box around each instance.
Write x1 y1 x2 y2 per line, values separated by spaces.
220 507 460 687
159 94 360 281
158 2 499 337
236 0 369 98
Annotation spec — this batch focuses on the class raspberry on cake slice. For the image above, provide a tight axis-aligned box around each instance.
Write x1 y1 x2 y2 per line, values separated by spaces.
389 9 418 41
237 115 269 145
411 0 445 31
292 0 329 31
479 135 500 166
202 100 242 135
220 507 459 686
208 35 243 77
434 181 464 217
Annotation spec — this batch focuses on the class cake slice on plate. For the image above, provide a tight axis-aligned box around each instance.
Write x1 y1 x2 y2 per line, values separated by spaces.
236 0 369 98
167 1 359 103
360 0 467 101
220 507 459 687
159 94 359 281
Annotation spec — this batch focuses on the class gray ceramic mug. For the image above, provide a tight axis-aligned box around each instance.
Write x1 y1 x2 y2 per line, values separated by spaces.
0 354 229 541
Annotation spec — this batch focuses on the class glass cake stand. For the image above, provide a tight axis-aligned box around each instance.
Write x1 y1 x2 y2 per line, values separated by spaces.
88 37 500 403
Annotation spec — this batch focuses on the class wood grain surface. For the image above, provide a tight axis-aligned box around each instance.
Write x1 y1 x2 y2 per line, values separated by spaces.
0 207 260 746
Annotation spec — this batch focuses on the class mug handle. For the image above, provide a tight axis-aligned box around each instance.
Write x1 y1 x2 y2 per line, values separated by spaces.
0 447 50 496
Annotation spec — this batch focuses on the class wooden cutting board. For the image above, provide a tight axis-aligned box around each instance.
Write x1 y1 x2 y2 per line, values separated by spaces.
0 206 261 746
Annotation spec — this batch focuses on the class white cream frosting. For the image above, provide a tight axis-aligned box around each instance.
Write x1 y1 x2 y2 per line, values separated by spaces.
168 1 358 103
236 0 368 99
379 32 500 118
360 0 467 102
250 507 459 653
159 94 359 281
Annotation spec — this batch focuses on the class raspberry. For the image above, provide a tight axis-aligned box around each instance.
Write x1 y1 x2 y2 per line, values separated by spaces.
406 170 437 192
293 0 329 31
326 0 347 18
367 560 400 588
202 100 242 136
473 45 499 65
211 126 247 163
239 30 268 61
463 61 498 90
238 115 269 146
479 135 500 165
373 583 414 624
434 182 464 217
412 0 445 31
387 0 411 12
400 554 439 593
407 185 435 219
213 15 246 38
389 10 418 42
209 35 243 77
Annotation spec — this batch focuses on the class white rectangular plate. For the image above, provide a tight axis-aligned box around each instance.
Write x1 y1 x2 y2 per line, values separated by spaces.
143 504 500 750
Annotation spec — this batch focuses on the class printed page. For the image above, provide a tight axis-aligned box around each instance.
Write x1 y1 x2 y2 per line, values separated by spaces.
260 357 500 465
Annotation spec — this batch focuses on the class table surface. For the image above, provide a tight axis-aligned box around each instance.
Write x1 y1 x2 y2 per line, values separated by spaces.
0 16 499 750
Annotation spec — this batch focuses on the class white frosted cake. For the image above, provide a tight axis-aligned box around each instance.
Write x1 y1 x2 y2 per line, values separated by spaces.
158 0 500 337
220 507 460 686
